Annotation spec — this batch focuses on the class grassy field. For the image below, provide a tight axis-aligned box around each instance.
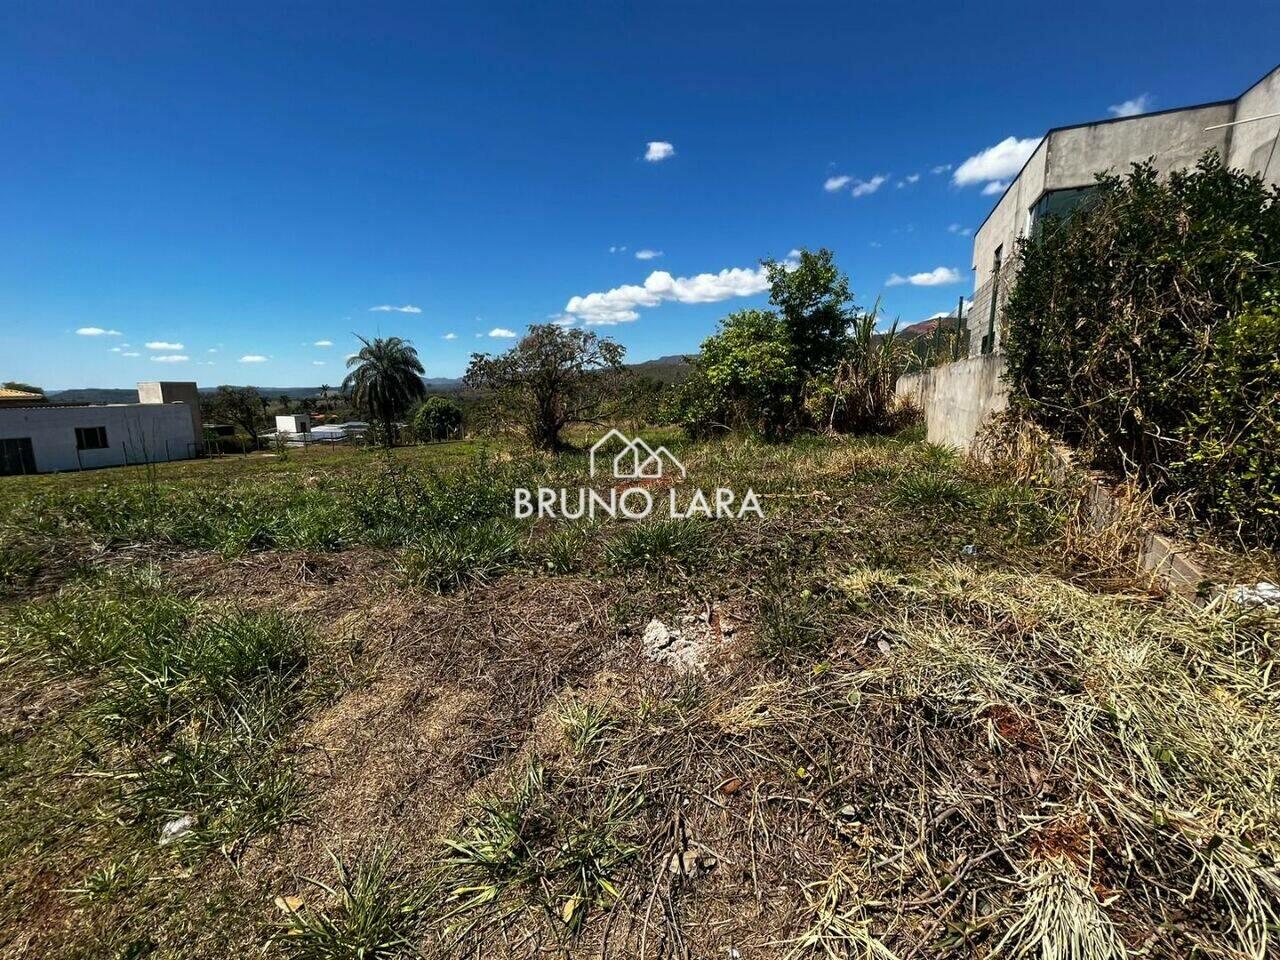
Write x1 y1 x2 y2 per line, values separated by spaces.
1 431 1278 959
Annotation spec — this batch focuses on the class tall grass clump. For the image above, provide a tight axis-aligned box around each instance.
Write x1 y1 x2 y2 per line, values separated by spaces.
399 520 522 593
536 523 595 575
0 539 42 595
603 519 707 573
279 845 425 960
440 764 642 939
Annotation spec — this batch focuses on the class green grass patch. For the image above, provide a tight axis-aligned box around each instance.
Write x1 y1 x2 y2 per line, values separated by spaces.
399 520 523 593
603 519 707 573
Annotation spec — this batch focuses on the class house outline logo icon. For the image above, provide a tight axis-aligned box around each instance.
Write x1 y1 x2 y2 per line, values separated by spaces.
589 428 687 481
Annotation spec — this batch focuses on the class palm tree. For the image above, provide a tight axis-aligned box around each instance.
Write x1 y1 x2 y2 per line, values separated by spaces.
342 336 427 446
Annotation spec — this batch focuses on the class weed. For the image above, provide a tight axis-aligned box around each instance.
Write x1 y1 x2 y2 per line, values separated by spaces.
0 540 41 594
755 573 827 657
128 695 304 846
399 520 522 593
66 856 144 904
537 524 594 575
557 700 615 753
886 472 978 512
279 845 424 960
441 764 641 937
603 519 706 573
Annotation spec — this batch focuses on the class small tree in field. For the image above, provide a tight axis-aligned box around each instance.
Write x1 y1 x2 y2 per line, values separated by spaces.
343 336 428 447
209 386 266 445
412 396 463 442
464 324 625 451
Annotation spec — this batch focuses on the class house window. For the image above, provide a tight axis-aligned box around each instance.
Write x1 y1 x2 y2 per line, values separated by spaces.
1029 186 1097 236
75 426 109 450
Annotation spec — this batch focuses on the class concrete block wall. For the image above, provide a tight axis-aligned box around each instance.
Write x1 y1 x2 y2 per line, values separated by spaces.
895 353 1010 453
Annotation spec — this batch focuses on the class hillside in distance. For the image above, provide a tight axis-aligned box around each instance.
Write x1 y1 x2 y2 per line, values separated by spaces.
44 357 694 404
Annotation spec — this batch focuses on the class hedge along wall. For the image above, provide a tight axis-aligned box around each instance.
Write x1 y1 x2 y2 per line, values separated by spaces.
1001 154 1280 548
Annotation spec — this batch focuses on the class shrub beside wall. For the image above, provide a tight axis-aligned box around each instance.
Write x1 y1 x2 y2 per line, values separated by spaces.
1002 154 1280 547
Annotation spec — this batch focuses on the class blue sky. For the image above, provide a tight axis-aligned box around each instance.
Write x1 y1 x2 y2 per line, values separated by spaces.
2 1 1277 389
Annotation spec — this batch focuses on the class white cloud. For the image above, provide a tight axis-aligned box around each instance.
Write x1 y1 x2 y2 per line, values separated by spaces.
1108 94 1153 118
982 180 1009 196
239 354 268 363
886 266 963 287
76 326 122 337
953 137 1040 187
948 223 973 236
564 254 800 326
442 332 458 340
634 249 663 260
609 245 627 254
145 341 184 351
900 173 920 186
369 304 422 313
869 241 882 248
931 163 952 175
644 141 675 162
110 346 122 353
823 175 852 192
207 348 218 353
850 175 888 198
122 351 140 357
312 360 326 366
313 339 333 347
151 354 189 363
488 328 517 338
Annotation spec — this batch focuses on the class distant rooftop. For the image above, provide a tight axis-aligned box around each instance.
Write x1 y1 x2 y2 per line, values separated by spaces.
0 388 45 402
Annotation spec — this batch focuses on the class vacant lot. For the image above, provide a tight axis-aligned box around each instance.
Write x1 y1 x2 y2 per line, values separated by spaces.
1 433 1277 959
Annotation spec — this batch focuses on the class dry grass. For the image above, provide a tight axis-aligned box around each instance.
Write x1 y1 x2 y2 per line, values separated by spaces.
1 433 1277 959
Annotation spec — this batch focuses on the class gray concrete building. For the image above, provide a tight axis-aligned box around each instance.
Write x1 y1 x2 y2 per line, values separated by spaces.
0 382 202 475
969 63 1280 356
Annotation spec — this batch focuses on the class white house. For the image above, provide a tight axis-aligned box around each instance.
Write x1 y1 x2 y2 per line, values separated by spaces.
0 382 201 476
275 413 312 437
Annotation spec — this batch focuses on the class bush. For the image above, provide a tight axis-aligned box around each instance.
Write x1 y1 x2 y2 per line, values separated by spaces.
1003 153 1280 546
412 396 463 443
1171 299 1280 543
804 306 913 435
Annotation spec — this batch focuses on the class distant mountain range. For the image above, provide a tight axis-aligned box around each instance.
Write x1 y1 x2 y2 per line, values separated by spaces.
44 334 969 405
43 355 696 405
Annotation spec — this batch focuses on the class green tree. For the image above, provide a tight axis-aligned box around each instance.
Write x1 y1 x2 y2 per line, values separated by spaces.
687 309 800 440
412 395 464 442
464 323 625 451
208 386 266 445
342 336 428 447
762 247 854 379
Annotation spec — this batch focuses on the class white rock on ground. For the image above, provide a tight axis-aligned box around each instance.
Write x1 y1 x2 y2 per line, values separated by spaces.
159 813 197 845
642 608 735 675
